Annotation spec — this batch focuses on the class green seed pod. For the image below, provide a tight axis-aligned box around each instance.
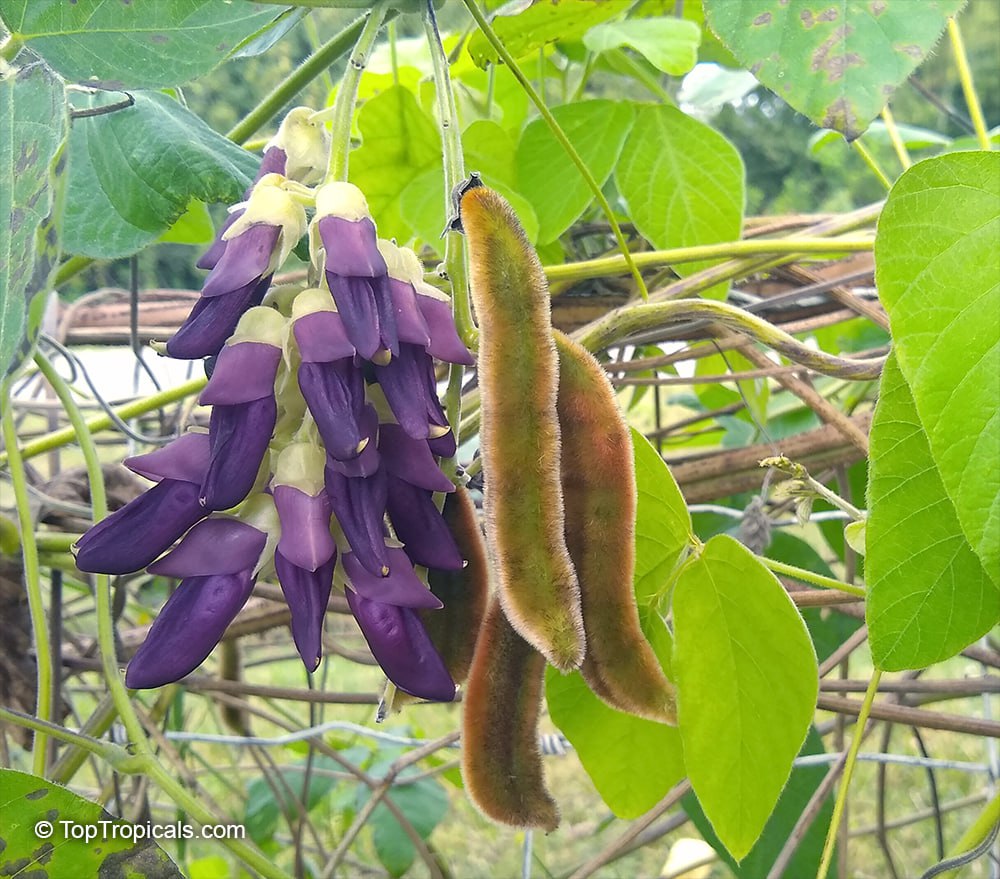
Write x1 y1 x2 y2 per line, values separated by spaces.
421 487 490 687
461 597 559 831
459 181 584 671
554 330 677 725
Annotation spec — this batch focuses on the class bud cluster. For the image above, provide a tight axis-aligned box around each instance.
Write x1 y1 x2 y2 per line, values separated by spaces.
74 108 473 703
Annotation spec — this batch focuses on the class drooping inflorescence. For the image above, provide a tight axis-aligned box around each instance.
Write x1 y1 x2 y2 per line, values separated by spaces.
73 107 474 703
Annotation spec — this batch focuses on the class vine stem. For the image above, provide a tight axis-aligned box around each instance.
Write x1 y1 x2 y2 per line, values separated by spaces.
936 791 1000 879
1 380 53 776
33 352 291 879
543 236 873 285
947 17 991 152
759 557 866 598
0 705 137 769
325 3 389 184
0 375 205 467
458 0 650 300
817 669 883 879
573 298 885 381
851 139 892 190
880 106 912 170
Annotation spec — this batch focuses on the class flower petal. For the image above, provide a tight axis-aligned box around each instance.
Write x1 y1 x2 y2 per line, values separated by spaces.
345 590 456 702
324 404 380 477
125 570 256 688
298 359 366 462
125 432 210 484
273 485 336 571
147 517 266 578
324 465 389 576
74 479 206 575
317 215 386 278
375 343 446 439
202 223 280 297
417 293 475 366
166 276 270 360
199 341 282 406
201 396 277 511
378 423 454 493
293 310 355 362
389 279 431 347
343 548 443 609
385 476 464 571
275 550 334 672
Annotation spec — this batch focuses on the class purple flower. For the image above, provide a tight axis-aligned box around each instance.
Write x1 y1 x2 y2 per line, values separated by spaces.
127 513 271 688
377 423 454 493
313 183 397 363
324 404 380 479
292 289 366 462
375 342 449 440
271 442 336 573
387 243 474 367
169 175 306 360
275 550 335 672
74 433 211 574
345 588 456 702
199 307 284 511
324 463 390 577
343 547 444 609
385 475 464 571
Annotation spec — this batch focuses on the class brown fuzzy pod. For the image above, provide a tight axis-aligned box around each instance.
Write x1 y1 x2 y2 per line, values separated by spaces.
459 183 584 671
420 487 490 686
462 597 559 831
554 330 677 725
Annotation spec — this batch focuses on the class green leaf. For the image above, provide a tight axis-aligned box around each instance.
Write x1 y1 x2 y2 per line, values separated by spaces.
0 62 66 377
615 104 744 299
546 613 685 818
866 354 1000 670
632 428 692 604
516 99 635 244
0 768 181 878
467 0 629 68
244 756 345 844
583 18 701 75
875 151 1000 581
350 86 441 244
809 121 950 156
673 534 818 860
0 1 289 89
703 0 964 139
366 779 449 878
159 199 214 246
61 91 258 260
683 727 835 877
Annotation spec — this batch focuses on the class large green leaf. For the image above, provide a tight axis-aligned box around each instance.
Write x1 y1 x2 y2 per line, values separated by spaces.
631 428 692 604
0 1 290 89
0 768 181 878
364 778 449 878
683 727 836 878
546 612 685 819
467 0 629 68
866 355 999 670
875 151 1000 581
61 91 258 259
516 99 635 245
583 17 701 75
673 534 817 860
0 62 66 377
703 0 965 139
349 85 441 244
615 104 744 299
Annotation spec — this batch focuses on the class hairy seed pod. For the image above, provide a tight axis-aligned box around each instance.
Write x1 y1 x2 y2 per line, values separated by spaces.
459 180 584 671
554 330 678 724
462 597 559 831
421 487 489 686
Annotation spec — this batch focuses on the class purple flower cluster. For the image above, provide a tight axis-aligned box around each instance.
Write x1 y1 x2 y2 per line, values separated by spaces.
74 115 473 703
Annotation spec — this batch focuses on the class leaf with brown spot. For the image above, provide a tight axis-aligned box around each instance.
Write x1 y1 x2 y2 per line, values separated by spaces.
704 0 966 139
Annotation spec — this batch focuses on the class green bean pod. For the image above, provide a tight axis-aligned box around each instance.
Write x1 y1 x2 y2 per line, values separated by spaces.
461 597 559 831
421 487 490 687
554 330 677 725
459 182 584 671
